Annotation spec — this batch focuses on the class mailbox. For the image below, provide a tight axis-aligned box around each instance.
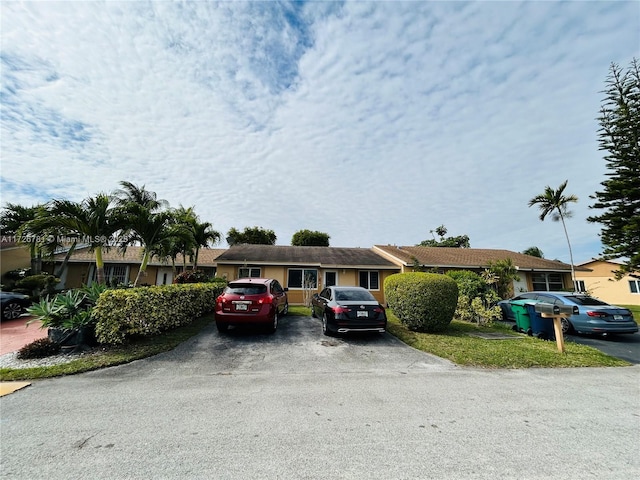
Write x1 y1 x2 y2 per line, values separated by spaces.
534 303 574 316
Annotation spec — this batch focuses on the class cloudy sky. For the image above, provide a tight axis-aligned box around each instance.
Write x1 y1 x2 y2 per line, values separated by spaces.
1 1 638 263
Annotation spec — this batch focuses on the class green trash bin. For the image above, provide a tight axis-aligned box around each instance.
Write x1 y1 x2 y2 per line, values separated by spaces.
509 300 533 335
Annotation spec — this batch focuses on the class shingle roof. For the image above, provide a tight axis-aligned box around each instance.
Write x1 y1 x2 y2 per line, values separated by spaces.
216 244 398 268
53 246 226 267
373 245 580 272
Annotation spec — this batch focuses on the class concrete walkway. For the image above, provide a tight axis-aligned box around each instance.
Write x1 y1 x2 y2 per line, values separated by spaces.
0 316 47 354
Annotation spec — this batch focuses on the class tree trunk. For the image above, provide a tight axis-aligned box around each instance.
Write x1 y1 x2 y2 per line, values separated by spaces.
95 246 105 285
54 241 77 278
133 251 150 287
559 214 577 292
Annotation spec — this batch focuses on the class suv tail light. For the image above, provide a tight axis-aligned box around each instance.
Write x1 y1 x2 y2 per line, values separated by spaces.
258 295 274 305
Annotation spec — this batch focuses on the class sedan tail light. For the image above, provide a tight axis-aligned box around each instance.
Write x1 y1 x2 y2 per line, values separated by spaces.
373 306 385 313
587 311 607 318
332 306 351 314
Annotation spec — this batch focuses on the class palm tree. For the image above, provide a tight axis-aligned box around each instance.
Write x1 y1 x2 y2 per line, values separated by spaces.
528 180 578 290
191 221 221 270
114 181 169 212
522 246 544 258
25 194 120 284
1 203 46 274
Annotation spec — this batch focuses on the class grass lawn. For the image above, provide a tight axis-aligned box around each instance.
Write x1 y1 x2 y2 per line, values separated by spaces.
622 305 640 324
385 311 630 369
0 307 631 380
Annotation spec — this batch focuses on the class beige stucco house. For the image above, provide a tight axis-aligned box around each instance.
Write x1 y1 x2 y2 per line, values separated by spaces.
373 245 577 296
0 241 31 279
215 244 399 305
575 259 639 306
48 246 226 288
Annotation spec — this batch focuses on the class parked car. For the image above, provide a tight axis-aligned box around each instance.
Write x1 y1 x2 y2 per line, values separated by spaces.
311 286 387 336
498 292 638 335
214 278 288 334
1 291 31 321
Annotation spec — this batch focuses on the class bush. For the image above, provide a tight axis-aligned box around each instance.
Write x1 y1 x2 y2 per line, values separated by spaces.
93 283 224 345
14 274 59 298
17 338 61 359
384 272 458 332
446 270 488 299
173 270 210 284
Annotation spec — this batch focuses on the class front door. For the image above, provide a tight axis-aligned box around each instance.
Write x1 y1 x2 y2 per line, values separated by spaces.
156 267 174 285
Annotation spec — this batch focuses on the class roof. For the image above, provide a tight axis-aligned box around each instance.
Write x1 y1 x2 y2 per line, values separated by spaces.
373 245 581 272
52 246 226 267
216 244 398 269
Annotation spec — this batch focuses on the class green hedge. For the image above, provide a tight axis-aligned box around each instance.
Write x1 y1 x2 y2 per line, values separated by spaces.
384 272 458 332
93 283 225 345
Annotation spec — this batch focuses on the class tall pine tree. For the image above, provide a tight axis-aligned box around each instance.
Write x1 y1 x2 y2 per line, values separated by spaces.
588 59 640 277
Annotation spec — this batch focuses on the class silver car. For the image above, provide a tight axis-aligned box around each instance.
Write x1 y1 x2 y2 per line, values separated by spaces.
499 291 637 335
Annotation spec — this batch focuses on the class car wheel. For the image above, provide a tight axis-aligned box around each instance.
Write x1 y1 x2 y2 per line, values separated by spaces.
267 313 278 334
2 302 24 321
216 321 229 333
282 302 289 316
560 317 573 335
311 307 316 318
322 313 333 337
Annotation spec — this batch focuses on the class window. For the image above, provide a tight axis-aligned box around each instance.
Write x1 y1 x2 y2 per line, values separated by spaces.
531 273 564 291
238 267 261 278
287 269 318 289
574 280 586 292
359 270 379 290
630 280 640 294
92 264 128 285
325 271 337 287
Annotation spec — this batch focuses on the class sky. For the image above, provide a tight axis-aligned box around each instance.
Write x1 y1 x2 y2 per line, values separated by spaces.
1 1 638 265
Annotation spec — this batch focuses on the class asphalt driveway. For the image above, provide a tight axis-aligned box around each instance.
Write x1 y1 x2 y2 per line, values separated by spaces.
1 315 638 479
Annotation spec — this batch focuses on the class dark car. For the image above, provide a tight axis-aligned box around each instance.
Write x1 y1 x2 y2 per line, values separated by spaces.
498 291 638 335
214 278 288 334
311 286 387 336
1 291 31 321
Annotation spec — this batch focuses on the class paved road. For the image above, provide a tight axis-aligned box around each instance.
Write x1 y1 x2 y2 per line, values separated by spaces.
1 315 639 479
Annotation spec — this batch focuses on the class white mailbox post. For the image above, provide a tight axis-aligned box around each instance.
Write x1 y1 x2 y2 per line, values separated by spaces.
534 303 574 353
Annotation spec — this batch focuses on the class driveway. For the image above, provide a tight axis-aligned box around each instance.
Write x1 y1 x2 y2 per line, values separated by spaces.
565 331 640 364
1 315 638 479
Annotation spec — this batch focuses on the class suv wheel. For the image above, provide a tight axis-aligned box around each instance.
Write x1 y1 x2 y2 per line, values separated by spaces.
267 312 278 334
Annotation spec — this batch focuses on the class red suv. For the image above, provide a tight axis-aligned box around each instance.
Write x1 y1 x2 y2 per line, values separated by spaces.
215 278 288 333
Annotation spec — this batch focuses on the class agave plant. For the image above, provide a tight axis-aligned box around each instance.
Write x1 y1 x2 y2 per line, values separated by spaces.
27 290 94 331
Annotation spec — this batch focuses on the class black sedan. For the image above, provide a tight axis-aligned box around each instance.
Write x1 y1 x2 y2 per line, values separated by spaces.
1 291 31 321
311 286 387 336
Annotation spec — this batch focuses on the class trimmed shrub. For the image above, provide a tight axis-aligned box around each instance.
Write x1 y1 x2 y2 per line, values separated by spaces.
93 283 224 345
17 338 61 359
384 272 458 332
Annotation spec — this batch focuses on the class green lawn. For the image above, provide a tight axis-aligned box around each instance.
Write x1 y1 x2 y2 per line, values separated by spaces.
622 305 640 324
385 311 630 368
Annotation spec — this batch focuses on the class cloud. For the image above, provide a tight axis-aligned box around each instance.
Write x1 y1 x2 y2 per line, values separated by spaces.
1 1 638 263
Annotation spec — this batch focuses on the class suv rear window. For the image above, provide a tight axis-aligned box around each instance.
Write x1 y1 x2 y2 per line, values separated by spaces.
226 284 267 295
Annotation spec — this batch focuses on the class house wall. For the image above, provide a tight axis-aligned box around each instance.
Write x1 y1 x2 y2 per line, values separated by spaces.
216 263 397 305
575 261 639 306
0 246 31 278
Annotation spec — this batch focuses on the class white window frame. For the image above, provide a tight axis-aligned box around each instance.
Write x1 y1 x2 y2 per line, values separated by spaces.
239 267 261 278
91 264 129 286
287 268 318 289
629 280 640 294
574 280 586 292
359 270 380 291
531 272 564 291
324 270 338 288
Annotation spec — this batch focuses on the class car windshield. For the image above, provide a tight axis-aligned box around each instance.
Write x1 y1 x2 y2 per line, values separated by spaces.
335 289 376 301
564 295 609 306
226 284 267 295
